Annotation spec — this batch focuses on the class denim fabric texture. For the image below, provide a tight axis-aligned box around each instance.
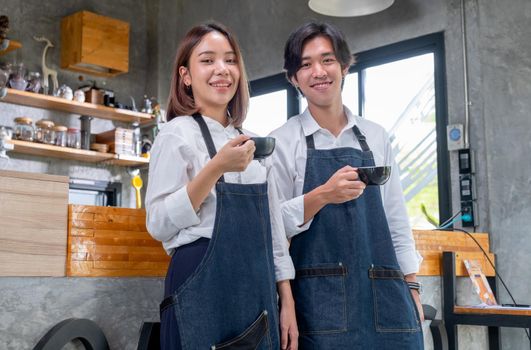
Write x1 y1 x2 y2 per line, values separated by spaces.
160 238 210 350
289 130 423 349
160 116 279 349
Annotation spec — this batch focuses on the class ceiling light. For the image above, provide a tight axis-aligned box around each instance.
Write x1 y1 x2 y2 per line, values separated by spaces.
308 0 395 17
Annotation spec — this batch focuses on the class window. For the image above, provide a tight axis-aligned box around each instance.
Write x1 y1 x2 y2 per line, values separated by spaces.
245 90 287 136
250 33 450 227
361 53 439 227
246 74 298 136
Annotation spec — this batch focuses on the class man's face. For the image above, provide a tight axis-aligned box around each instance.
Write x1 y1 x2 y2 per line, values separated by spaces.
292 36 347 109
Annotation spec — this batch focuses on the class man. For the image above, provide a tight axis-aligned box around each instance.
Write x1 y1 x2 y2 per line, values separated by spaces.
270 22 424 349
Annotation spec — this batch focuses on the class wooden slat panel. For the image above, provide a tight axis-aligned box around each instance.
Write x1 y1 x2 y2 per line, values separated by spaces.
67 204 169 277
414 229 490 252
69 260 164 277
0 171 68 276
93 229 149 238
70 228 95 237
71 205 146 216
71 213 95 221
94 261 169 270
413 229 495 277
93 213 146 224
0 169 68 183
0 175 68 197
0 252 66 276
92 221 146 231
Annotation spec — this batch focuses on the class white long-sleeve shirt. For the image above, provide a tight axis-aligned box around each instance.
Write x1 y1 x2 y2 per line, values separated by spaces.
269 107 421 275
145 115 295 282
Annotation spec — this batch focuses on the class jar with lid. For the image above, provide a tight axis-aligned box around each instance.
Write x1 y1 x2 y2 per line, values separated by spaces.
35 119 55 144
66 128 81 149
13 117 34 141
54 125 68 147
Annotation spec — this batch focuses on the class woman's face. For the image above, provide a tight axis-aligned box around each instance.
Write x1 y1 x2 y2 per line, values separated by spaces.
180 31 240 116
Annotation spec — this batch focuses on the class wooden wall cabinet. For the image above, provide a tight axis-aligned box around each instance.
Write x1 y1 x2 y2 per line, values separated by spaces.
61 11 129 77
0 170 69 276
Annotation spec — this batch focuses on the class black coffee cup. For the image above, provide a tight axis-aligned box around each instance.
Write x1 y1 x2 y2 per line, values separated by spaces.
357 166 391 186
250 137 275 159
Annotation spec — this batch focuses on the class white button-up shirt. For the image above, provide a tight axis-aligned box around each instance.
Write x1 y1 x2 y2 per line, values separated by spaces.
269 107 421 275
145 115 295 282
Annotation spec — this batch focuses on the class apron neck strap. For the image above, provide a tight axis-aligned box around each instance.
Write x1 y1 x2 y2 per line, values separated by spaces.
305 134 316 149
305 124 371 152
192 113 225 183
351 125 371 152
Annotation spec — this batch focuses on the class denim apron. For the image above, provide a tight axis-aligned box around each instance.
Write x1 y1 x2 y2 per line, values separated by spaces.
290 125 423 349
159 114 279 350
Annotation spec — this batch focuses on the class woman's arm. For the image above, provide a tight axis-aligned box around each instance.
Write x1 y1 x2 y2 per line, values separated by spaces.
187 134 253 210
145 133 201 242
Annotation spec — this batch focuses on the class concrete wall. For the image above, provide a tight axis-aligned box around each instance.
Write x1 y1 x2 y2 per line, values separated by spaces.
2 0 531 348
153 0 531 349
0 278 163 350
0 1 164 349
475 1 531 348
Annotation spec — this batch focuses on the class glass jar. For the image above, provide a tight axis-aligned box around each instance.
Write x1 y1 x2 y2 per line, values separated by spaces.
35 119 55 144
26 72 42 93
0 125 13 140
54 125 68 147
0 68 8 98
13 117 34 141
8 63 27 91
66 128 81 149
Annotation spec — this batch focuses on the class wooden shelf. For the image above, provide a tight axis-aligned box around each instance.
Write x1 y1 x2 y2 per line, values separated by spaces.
9 139 114 163
0 40 22 56
105 154 149 167
7 139 148 167
1 89 154 123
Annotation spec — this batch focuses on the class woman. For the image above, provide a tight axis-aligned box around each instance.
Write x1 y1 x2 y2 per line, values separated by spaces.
145 22 298 350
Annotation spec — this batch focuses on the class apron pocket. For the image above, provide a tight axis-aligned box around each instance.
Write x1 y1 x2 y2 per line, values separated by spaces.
368 265 421 332
213 310 271 350
291 263 348 334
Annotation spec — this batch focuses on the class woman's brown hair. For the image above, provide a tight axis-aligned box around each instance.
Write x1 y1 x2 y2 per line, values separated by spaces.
166 22 249 126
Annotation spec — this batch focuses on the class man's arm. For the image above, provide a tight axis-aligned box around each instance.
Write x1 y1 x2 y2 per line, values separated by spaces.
302 165 365 224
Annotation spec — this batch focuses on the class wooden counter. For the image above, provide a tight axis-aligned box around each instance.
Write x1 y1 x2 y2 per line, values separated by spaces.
0 170 69 276
454 306 531 316
414 229 495 276
67 205 170 277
